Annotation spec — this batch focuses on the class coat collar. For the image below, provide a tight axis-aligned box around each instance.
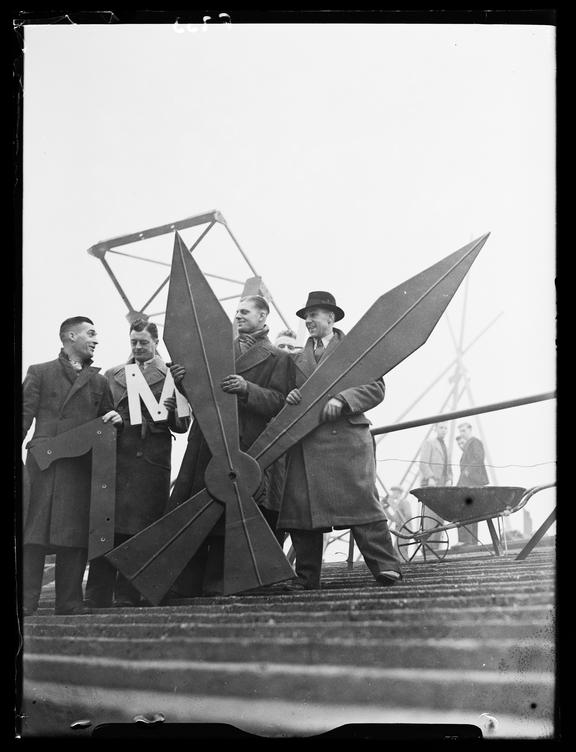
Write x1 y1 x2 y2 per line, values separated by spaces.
59 362 102 411
111 356 167 388
235 336 275 373
294 327 344 379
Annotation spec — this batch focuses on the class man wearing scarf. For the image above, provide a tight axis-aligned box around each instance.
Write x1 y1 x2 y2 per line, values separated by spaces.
167 295 295 596
21 317 122 615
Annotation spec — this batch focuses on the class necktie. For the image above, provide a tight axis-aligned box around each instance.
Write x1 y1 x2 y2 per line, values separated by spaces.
314 338 324 363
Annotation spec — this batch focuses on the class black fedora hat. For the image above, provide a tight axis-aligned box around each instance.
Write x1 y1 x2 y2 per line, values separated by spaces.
296 291 345 321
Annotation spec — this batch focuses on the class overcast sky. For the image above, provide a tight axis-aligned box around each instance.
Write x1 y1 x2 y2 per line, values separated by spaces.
22 22 556 537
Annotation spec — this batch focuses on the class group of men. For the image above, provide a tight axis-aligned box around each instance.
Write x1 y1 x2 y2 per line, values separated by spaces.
21 290 402 615
383 421 489 545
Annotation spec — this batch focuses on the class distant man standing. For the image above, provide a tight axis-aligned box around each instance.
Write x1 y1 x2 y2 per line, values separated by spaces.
417 423 453 537
418 423 453 488
278 291 401 591
22 317 122 616
456 422 489 544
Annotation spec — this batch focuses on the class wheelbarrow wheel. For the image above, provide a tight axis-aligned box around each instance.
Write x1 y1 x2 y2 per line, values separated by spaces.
396 515 450 563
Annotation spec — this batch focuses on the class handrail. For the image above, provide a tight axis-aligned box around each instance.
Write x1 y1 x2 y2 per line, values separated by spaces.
370 391 556 436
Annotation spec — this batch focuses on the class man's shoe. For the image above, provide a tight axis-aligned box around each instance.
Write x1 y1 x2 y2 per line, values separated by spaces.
55 604 93 615
375 570 402 587
278 580 319 592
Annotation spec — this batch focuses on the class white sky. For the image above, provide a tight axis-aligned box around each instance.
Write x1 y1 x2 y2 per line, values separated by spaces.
22 23 556 537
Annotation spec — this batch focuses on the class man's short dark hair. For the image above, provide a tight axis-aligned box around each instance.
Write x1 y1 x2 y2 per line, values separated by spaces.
130 318 159 340
59 316 94 339
240 295 270 314
275 329 297 340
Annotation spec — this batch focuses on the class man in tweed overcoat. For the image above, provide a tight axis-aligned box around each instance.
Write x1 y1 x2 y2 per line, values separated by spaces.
277 292 401 591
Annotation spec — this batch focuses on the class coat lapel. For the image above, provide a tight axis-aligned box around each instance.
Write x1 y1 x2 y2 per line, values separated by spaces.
295 330 343 380
235 340 273 374
294 339 317 380
60 366 102 412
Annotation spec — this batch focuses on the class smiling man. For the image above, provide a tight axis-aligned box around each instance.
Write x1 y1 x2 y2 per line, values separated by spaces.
278 291 402 591
167 295 295 596
21 316 122 615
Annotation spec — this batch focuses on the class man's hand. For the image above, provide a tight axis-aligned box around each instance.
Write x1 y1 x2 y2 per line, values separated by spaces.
285 388 302 405
102 410 123 427
221 374 248 395
320 397 344 422
163 395 177 412
170 363 186 384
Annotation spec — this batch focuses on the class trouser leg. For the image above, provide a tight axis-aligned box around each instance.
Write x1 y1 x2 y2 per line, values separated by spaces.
54 547 88 612
23 544 46 612
85 552 116 607
458 521 478 544
288 529 324 589
422 506 446 551
351 519 402 580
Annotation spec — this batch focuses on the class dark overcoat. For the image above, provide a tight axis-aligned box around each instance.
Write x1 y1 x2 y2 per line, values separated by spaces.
106 357 190 536
457 436 489 487
277 330 388 531
22 353 114 549
168 335 295 510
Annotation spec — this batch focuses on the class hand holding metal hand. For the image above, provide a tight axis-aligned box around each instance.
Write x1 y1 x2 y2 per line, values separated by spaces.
320 397 344 422
285 388 302 405
170 363 186 384
221 374 248 395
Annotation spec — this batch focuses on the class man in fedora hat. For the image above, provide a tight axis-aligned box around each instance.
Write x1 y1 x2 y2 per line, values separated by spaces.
277 291 402 590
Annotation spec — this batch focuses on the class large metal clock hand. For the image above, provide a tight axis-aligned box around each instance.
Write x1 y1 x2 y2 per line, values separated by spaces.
108 233 488 604
106 233 293 603
248 233 490 469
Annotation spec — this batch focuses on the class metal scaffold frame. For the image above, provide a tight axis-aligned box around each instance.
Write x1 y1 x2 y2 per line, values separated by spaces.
87 209 292 330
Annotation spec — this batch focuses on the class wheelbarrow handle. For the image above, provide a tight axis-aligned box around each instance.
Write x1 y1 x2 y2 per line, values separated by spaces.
515 482 556 513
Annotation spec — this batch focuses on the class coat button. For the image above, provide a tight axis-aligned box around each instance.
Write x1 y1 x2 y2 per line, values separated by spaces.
331 429 337 435
136 451 143 457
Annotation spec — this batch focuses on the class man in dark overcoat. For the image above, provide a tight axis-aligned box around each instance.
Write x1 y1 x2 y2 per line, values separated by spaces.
85 319 190 607
22 317 122 615
277 292 402 591
456 421 489 544
167 295 296 595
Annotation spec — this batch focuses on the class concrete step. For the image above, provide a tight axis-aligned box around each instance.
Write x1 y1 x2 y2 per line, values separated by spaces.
24 635 555 673
24 654 554 719
32 591 554 618
24 618 553 642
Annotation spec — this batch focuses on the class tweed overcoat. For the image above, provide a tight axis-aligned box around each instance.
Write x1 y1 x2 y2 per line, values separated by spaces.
22 353 115 549
277 330 388 531
106 357 190 535
457 436 489 487
418 437 453 486
167 334 295 511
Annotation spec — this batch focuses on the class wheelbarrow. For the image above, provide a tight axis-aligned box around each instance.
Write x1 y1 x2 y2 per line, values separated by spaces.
392 484 555 563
